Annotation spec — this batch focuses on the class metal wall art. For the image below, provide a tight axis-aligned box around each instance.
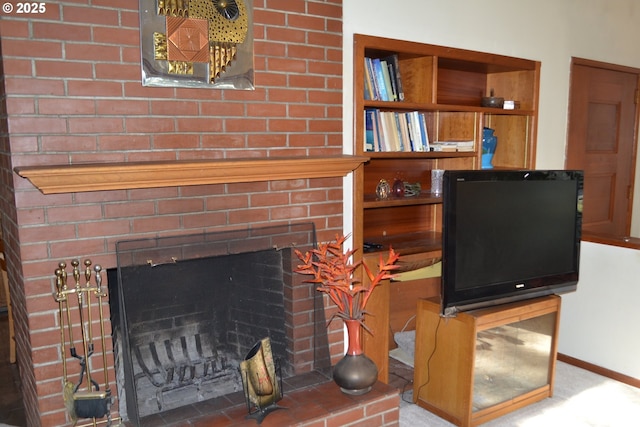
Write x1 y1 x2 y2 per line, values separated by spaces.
140 0 254 90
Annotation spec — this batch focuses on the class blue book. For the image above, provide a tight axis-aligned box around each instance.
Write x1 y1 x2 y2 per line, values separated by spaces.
418 113 430 151
372 109 383 151
381 60 396 101
365 109 375 151
372 59 389 101
363 58 374 100
405 112 416 151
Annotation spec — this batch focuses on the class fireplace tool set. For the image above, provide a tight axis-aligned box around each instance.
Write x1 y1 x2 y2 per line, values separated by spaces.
53 259 119 427
52 257 285 425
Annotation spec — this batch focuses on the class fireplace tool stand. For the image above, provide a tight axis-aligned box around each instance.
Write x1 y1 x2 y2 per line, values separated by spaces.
240 337 286 424
54 259 121 427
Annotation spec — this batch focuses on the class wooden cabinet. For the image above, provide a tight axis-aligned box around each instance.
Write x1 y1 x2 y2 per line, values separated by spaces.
413 295 560 427
353 34 541 382
361 250 441 382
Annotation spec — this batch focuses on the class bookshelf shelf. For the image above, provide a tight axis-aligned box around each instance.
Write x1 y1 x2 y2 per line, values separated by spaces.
363 192 441 209
365 151 476 159
363 100 536 116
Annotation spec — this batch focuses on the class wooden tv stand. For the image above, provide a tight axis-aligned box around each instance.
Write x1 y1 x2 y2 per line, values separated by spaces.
413 295 561 427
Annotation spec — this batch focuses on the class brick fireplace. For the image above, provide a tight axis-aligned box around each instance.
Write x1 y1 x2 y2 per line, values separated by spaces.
108 223 332 424
0 2 403 426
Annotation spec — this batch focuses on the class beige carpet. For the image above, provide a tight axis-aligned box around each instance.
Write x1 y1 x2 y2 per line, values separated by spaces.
399 361 640 426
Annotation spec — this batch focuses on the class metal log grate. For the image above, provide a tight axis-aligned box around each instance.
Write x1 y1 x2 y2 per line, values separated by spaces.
132 332 241 415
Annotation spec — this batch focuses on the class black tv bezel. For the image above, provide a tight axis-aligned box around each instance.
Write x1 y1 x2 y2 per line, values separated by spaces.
441 169 583 317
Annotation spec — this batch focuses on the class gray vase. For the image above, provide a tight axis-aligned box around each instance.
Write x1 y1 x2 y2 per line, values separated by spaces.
332 319 378 395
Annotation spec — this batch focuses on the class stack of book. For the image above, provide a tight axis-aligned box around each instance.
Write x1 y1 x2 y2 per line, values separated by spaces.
365 109 430 152
364 54 404 102
430 140 475 152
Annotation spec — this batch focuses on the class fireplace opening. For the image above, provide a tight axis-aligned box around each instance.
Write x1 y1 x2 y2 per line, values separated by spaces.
107 223 332 425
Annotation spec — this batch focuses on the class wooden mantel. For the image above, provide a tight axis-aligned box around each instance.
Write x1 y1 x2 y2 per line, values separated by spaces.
15 155 369 194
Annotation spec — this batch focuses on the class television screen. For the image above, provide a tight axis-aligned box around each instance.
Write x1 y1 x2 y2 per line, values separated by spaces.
441 170 583 316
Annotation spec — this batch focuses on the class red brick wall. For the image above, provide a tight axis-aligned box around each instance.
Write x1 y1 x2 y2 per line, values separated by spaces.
0 1 344 425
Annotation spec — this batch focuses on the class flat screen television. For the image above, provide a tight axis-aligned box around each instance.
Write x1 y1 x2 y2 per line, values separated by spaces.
441 169 583 316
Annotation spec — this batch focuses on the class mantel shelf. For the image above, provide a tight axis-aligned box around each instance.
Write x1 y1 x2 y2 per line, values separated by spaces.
15 155 369 194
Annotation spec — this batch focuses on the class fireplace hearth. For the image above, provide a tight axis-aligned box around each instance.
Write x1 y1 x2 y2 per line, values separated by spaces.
107 223 332 425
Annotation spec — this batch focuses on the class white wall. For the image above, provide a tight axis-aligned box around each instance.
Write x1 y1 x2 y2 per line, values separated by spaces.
561 242 640 378
343 0 640 379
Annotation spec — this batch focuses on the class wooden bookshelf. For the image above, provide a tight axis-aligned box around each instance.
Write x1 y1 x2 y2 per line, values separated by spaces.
353 34 541 383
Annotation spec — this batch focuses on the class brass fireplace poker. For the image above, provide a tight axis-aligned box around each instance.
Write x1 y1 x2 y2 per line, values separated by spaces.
53 259 120 427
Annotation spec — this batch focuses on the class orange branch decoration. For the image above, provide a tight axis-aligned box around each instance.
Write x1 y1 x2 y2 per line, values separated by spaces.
294 234 400 331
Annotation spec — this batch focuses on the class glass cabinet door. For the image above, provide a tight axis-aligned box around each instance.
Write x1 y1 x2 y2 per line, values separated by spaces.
473 312 556 411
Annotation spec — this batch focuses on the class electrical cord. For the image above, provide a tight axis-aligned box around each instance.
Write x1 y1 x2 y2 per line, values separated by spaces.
415 314 443 398
400 314 416 333
389 370 414 404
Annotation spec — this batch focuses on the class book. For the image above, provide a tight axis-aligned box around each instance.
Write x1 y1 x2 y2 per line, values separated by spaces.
418 113 430 151
376 111 393 151
405 112 417 151
364 110 375 151
371 109 381 151
431 140 474 152
372 109 384 151
385 54 404 101
380 60 396 101
381 112 401 151
365 108 432 152
363 72 372 101
364 109 385 152
371 58 389 101
454 140 475 152
396 112 410 151
430 142 458 152
364 58 376 100
386 61 399 102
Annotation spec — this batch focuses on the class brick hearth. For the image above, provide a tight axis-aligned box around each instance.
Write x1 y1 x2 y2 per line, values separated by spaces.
126 378 400 427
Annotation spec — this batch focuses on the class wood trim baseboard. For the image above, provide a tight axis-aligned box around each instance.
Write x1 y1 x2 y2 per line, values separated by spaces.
557 353 640 389
581 233 640 250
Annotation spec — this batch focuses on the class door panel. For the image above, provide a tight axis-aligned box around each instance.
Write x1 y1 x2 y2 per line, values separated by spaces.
566 60 639 237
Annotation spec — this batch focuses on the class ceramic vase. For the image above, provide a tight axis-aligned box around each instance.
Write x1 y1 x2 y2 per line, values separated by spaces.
332 319 378 395
482 127 498 169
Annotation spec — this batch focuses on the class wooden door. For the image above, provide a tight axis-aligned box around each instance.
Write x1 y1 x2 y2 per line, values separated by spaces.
566 58 640 237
